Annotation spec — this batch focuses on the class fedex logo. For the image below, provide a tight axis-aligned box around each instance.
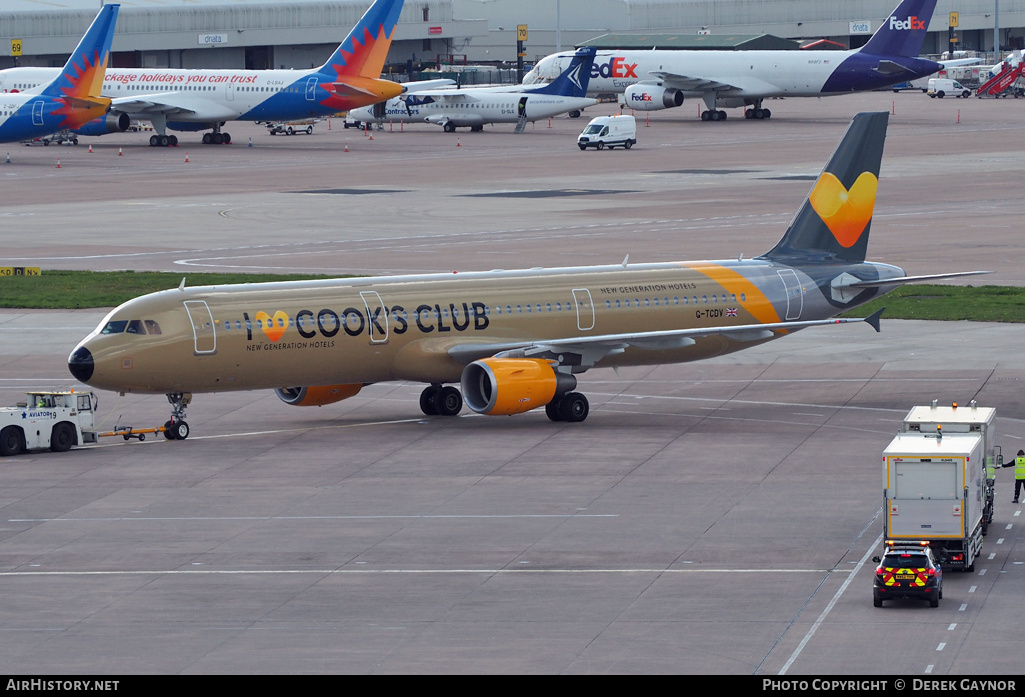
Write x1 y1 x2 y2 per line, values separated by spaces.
630 92 653 102
889 15 926 30
590 57 639 80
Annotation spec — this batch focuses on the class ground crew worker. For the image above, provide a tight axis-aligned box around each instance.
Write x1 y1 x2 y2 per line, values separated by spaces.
1015 450 1025 504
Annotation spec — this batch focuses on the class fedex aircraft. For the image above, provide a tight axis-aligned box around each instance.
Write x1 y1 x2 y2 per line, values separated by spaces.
0 4 119 144
524 0 948 121
0 0 405 146
347 47 598 133
62 111 985 442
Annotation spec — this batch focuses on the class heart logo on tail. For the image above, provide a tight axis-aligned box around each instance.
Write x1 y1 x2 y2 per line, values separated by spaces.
808 171 878 248
256 311 289 342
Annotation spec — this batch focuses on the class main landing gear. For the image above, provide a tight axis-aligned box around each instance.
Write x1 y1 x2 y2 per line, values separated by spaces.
418 384 591 422
700 109 728 121
744 107 771 120
149 134 179 147
163 392 192 440
544 392 589 423
201 130 232 145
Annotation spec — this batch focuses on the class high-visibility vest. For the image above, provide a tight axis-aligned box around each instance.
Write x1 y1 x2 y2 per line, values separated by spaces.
986 455 996 481
1016 456 1025 481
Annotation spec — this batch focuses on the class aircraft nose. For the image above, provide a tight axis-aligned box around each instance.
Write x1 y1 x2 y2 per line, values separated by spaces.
68 346 94 383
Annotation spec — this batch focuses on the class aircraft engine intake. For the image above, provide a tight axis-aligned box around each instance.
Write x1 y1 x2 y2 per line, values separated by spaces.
460 358 576 416
275 384 363 407
74 112 131 136
623 84 684 110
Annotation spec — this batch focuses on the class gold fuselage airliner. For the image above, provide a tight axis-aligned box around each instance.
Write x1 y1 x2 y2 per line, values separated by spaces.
66 113 983 441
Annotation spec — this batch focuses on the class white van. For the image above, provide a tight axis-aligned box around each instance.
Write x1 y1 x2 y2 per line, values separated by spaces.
577 115 636 150
927 78 972 98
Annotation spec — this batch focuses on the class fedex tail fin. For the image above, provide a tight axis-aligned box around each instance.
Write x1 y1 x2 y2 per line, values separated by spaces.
38 3 119 101
759 112 889 265
528 47 597 97
860 0 937 57
317 0 404 79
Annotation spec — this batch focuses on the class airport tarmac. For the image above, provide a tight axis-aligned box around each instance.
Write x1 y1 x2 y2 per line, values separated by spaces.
1 91 1024 675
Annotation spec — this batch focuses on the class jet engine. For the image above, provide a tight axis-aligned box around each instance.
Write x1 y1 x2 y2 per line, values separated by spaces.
460 358 576 416
74 112 130 136
275 384 363 407
623 84 684 110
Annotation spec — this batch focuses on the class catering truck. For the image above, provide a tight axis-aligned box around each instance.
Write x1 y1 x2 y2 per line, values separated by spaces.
901 401 999 534
882 406 988 571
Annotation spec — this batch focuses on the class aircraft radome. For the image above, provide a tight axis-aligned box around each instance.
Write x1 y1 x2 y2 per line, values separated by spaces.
67 112 985 440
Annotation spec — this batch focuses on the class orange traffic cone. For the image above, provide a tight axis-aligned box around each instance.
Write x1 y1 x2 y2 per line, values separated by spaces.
88 143 93 153
344 143 349 152
457 138 461 147
56 159 61 168
118 147 123 156
184 152 189 163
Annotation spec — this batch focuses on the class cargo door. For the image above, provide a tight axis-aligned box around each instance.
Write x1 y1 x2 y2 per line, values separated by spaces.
184 300 217 354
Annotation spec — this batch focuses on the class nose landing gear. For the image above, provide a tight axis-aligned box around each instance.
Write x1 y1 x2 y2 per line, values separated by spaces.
163 392 192 440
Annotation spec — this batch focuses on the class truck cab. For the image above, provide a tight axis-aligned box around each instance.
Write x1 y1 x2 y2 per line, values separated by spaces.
0 391 97 456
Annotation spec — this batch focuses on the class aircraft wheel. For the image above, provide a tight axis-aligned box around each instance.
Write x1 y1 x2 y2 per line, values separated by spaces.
717 110 727 120
700 110 710 121
212 133 224 145
150 135 160 146
222 132 231 144
0 426 24 456
170 421 190 441
50 423 75 452
159 135 170 147
443 122 456 133
545 401 565 422
202 133 212 144
762 109 771 119
419 386 439 416
163 420 176 440
434 386 462 416
569 110 581 118
169 135 178 147
745 109 753 119
559 392 589 423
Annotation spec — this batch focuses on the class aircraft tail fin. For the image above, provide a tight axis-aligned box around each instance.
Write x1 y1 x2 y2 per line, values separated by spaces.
38 3 119 101
528 47 597 97
860 0 938 57
318 0 404 79
759 112 889 265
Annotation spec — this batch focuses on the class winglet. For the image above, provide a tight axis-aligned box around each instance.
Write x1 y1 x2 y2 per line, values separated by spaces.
864 307 885 333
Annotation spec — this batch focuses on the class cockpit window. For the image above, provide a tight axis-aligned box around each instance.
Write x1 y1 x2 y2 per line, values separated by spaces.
101 320 129 334
126 320 146 334
145 320 162 335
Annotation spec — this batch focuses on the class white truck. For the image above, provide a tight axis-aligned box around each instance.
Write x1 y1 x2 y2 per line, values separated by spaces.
0 391 99 456
577 114 636 150
901 401 1000 535
882 410 987 572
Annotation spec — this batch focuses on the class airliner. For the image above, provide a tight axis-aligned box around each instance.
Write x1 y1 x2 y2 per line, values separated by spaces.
347 47 598 133
65 111 986 441
0 4 118 144
524 0 951 121
0 0 406 146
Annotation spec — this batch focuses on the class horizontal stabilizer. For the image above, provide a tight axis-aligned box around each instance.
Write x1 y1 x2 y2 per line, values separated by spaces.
847 270 991 288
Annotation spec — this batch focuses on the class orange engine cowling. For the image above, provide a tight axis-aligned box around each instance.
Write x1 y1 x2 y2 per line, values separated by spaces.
275 384 363 407
460 358 576 416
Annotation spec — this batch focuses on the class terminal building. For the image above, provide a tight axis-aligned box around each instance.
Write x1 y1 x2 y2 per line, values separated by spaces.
2 0 1024 74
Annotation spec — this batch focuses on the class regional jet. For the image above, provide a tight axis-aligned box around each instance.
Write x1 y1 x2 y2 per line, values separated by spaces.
66 111 985 440
0 0 406 146
348 47 598 133
524 0 957 121
0 4 118 144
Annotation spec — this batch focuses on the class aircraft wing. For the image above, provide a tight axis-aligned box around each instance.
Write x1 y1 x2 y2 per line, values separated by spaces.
939 58 983 68
447 311 883 369
110 94 199 118
648 71 740 93
401 89 482 102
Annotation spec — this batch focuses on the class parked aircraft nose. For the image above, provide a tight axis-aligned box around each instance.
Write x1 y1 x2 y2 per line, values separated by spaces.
68 346 94 383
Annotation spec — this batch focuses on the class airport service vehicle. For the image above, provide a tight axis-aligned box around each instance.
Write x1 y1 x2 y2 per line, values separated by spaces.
927 78 972 98
577 115 636 150
0 5 118 145
0 0 405 147
267 121 315 136
346 48 597 134
882 425 985 571
523 0 979 122
0 391 99 456
901 401 1000 534
891 76 931 92
873 542 943 607
66 112 988 438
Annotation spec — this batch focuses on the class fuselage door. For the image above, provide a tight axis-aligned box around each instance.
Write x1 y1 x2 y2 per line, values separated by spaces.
360 291 389 344
518 96 528 117
183 300 217 354
776 269 804 321
31 100 44 126
305 77 319 102
225 83 234 101
572 288 595 331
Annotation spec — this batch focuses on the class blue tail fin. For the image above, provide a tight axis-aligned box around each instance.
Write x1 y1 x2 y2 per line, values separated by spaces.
528 47 597 97
38 4 120 100
860 0 937 57
759 112 889 265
